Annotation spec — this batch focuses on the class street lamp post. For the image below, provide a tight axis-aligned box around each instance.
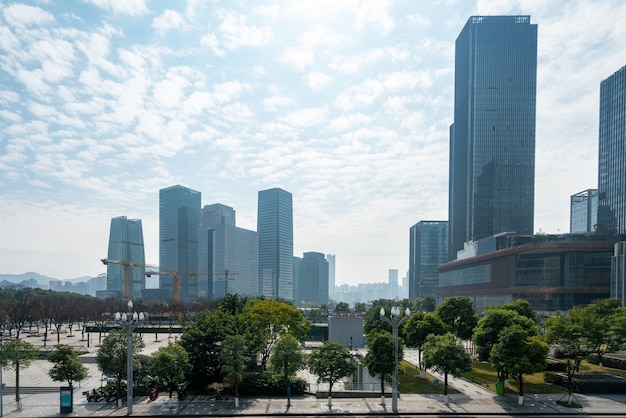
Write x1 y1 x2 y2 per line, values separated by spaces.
379 306 411 414
114 300 148 416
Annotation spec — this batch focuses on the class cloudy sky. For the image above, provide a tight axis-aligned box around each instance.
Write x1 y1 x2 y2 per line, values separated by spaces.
1 0 625 287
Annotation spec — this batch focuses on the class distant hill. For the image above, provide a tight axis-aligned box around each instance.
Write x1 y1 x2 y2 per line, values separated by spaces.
0 272 93 287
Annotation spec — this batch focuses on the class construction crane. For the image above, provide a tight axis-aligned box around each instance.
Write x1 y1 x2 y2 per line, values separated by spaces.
145 269 239 302
101 258 157 299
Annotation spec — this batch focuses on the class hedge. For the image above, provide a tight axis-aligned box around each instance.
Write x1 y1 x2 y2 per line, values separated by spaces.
544 372 626 394
238 373 307 396
587 354 626 370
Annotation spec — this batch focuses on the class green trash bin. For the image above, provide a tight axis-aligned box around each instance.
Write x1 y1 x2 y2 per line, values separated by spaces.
495 381 504 395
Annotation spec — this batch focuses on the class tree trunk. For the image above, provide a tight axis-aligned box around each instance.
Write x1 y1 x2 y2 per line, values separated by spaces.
444 372 448 396
380 378 385 406
15 361 20 403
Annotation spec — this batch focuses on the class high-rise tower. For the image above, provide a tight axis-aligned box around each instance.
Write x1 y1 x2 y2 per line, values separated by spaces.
449 16 537 260
598 65 626 234
198 203 258 300
106 216 145 298
409 221 448 299
257 188 294 300
159 185 201 302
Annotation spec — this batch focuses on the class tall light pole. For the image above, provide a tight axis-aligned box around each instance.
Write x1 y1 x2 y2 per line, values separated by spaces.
379 306 411 413
114 300 148 415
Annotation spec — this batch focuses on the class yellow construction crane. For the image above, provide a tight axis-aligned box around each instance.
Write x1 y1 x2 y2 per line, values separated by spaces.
145 269 239 302
101 258 159 299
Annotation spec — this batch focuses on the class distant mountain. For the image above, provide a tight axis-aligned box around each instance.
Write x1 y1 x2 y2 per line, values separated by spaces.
0 272 93 287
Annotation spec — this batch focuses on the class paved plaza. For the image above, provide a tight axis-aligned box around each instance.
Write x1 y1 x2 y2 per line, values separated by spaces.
1 329 626 417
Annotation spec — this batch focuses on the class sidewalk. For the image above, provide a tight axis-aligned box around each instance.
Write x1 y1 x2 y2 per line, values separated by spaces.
2 390 626 417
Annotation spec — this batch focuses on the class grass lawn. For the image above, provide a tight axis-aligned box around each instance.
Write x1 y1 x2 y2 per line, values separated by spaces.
460 360 626 395
399 360 459 394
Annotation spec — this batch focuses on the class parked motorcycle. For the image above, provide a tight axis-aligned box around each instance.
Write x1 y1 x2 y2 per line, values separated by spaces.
149 387 158 401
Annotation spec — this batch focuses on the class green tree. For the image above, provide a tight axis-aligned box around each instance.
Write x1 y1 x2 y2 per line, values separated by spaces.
473 308 537 363
219 334 250 404
245 299 310 371
179 308 233 384
489 325 548 404
47 344 90 386
96 329 145 401
148 342 192 400
0 338 38 406
435 297 478 340
308 341 356 406
269 334 306 406
420 296 437 313
404 312 447 378
544 311 588 404
362 330 398 404
421 333 472 402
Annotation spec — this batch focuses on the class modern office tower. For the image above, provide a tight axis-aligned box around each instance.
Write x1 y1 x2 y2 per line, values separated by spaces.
257 187 294 300
198 203 258 300
388 269 399 299
598 65 626 234
409 221 448 299
611 241 626 307
326 254 336 300
159 185 201 302
449 16 537 260
570 189 598 233
294 252 329 306
105 216 145 299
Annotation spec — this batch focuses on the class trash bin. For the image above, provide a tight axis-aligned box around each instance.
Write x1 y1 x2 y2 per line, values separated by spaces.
60 386 73 413
495 381 504 395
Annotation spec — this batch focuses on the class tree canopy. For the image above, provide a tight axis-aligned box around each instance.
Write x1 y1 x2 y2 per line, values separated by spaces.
308 341 355 399
47 344 90 386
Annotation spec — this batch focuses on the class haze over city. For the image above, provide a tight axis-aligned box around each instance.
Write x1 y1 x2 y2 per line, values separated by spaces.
1 0 625 285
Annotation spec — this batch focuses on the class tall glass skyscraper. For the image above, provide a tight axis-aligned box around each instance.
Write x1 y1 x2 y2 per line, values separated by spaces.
198 203 258 300
257 188 293 300
570 189 598 233
598 65 626 234
449 16 537 260
106 216 145 299
409 221 448 299
159 185 201 302
294 252 329 306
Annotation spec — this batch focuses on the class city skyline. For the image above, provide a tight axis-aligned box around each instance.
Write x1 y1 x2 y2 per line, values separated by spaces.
1 1 626 285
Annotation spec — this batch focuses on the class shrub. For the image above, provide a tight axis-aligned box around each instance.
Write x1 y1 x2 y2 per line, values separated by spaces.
238 373 307 396
587 354 626 370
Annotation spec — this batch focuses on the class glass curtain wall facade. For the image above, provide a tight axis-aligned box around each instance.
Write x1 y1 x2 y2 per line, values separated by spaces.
258 188 294 300
159 185 201 302
598 65 626 234
570 189 598 233
199 203 258 300
295 252 329 306
409 221 448 299
611 241 626 307
106 216 145 298
449 16 537 260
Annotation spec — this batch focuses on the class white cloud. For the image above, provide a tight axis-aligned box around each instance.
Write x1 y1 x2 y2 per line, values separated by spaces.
263 96 294 112
306 71 332 89
82 0 149 16
200 33 224 56
217 10 273 50
280 47 315 71
2 4 54 27
282 107 328 129
152 9 185 34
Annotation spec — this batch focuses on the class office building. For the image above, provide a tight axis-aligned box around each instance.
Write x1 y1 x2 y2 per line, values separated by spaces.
294 252 329 307
570 189 598 233
437 233 614 312
159 185 201 302
198 203 258 300
105 216 145 299
409 221 448 299
388 269 399 299
449 16 537 260
327 254 336 300
598 65 626 234
257 187 294 300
